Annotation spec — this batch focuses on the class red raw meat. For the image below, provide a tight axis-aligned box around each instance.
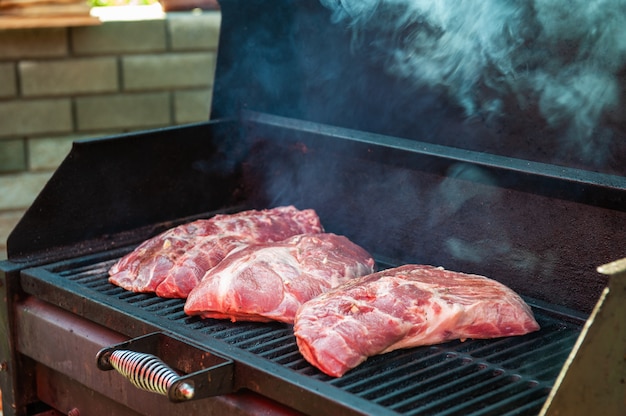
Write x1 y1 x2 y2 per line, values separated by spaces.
108 206 323 298
184 233 375 324
294 264 540 377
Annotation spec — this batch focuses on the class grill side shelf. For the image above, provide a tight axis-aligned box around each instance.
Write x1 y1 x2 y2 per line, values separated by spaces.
19 255 583 416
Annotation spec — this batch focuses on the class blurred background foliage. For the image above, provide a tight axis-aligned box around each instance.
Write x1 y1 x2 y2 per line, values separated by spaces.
88 0 158 7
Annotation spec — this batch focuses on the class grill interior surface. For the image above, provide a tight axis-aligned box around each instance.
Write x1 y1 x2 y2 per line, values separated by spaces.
20 250 585 416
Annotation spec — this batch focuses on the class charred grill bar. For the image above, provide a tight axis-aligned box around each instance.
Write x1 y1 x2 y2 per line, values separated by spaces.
1 0 625 415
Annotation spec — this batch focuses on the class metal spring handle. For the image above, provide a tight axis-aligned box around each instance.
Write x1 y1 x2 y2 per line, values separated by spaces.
97 333 235 403
108 350 194 400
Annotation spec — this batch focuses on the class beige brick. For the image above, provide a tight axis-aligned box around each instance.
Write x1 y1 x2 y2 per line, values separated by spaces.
174 88 213 124
0 209 26 260
75 92 171 131
0 99 73 138
28 135 75 171
0 171 52 211
168 11 221 51
0 63 17 98
0 28 68 59
0 139 26 173
20 57 118 97
123 52 215 90
72 20 167 55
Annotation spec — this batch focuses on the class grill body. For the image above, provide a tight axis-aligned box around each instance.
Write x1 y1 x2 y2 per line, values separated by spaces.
1 0 626 414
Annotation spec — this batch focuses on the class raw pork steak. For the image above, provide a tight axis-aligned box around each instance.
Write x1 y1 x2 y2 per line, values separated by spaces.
294 264 540 377
184 233 375 324
109 206 323 298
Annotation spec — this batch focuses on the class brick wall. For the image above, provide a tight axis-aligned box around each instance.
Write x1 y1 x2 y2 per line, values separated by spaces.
0 11 221 259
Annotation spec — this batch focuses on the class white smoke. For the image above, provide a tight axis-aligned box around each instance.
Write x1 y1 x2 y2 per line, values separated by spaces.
320 0 625 164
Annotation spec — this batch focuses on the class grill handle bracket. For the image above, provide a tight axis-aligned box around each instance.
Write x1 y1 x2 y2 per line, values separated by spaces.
96 332 235 403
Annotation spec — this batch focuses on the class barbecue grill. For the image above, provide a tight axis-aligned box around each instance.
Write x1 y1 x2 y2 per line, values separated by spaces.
1 0 625 415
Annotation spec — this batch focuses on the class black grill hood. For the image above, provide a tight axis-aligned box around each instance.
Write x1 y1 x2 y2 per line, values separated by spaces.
212 0 626 175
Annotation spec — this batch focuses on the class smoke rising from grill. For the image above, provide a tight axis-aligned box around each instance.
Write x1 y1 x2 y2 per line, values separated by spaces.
320 0 625 165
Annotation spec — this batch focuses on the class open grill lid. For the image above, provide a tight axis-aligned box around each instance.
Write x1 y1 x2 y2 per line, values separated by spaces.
212 0 626 176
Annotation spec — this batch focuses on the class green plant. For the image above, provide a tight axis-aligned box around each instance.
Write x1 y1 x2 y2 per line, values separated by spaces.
88 0 158 7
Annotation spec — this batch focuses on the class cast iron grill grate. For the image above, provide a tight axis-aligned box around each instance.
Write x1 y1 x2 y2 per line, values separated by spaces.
29 253 583 416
